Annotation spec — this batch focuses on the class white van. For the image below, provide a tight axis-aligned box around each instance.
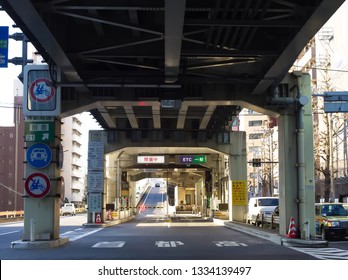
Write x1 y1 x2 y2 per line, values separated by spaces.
60 203 76 216
247 197 279 225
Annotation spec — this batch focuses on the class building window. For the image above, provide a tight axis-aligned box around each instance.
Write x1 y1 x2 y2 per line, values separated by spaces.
249 146 261 154
249 133 263 139
9 133 14 138
9 146 13 151
248 120 263 127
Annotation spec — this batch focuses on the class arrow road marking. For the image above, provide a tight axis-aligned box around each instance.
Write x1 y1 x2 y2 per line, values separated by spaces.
155 241 184 247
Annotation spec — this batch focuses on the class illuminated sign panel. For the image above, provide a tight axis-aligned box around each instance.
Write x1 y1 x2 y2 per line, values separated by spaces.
137 156 165 164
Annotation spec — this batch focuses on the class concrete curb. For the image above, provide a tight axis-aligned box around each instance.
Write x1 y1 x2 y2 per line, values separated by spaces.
281 237 328 247
83 215 136 228
11 237 69 249
224 221 283 245
222 221 328 247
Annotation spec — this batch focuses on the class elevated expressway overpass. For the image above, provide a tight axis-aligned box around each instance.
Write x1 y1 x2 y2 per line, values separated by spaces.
0 0 345 244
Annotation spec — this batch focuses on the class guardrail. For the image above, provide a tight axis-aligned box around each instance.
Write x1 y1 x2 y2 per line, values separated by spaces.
0 210 24 219
1 208 87 219
256 213 279 229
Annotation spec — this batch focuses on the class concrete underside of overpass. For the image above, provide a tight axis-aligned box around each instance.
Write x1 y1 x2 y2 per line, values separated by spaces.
1 0 340 245
86 72 315 240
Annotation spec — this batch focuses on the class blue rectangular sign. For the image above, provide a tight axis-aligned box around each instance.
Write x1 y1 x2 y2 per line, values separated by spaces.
0 26 9 68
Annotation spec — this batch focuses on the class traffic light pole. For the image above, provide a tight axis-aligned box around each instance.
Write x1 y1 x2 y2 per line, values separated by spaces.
166 171 169 217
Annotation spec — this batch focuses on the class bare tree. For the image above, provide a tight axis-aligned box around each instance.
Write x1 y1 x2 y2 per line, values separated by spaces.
313 52 344 201
260 122 278 196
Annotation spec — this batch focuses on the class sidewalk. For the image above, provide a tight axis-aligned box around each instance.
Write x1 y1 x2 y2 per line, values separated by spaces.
216 219 328 248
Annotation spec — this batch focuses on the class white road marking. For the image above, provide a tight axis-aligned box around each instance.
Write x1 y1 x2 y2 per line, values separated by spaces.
92 241 126 248
155 241 184 247
0 230 20 236
291 247 348 260
60 228 102 241
213 241 248 247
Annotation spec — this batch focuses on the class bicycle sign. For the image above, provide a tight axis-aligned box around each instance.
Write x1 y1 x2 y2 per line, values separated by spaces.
29 78 55 103
25 173 51 198
23 65 61 116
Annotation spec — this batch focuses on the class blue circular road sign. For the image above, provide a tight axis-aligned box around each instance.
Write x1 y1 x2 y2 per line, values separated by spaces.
26 143 52 169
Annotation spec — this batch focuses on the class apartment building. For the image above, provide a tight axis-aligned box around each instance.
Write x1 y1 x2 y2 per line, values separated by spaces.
0 94 89 210
0 96 24 211
60 115 85 206
238 108 279 199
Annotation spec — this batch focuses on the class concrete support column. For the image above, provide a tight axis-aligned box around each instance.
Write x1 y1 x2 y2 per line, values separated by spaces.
227 132 247 222
278 72 315 238
278 112 298 235
22 117 62 241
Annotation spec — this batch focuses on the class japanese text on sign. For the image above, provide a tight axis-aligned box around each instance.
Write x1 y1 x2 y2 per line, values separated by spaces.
232 180 247 206
137 156 165 164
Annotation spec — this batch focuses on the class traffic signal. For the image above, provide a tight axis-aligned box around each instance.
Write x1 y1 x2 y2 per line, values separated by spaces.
205 171 212 192
252 158 261 167
121 171 127 182
167 185 175 206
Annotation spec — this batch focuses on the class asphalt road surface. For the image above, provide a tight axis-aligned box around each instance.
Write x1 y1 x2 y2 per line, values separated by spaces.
0 186 347 260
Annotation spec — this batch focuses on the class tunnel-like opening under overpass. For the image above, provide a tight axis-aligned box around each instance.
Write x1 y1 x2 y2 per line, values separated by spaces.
85 71 315 241
102 147 231 221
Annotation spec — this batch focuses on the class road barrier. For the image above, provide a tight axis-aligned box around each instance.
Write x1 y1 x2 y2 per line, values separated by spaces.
0 210 24 219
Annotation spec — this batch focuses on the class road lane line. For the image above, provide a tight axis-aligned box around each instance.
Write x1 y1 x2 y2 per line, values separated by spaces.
0 230 20 236
61 228 102 241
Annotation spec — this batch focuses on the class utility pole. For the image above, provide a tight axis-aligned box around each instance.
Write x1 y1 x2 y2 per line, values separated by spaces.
7 31 33 211
8 32 33 81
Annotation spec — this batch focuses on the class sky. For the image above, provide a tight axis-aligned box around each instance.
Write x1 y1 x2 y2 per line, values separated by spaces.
0 11 101 129
0 11 23 126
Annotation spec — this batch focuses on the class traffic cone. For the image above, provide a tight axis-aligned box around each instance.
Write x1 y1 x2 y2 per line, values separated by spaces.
95 213 102 224
286 216 297 238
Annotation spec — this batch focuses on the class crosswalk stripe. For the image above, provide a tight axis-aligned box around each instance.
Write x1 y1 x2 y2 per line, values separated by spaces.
291 247 348 260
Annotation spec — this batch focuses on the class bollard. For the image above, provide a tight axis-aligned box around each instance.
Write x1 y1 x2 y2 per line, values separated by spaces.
30 219 35 241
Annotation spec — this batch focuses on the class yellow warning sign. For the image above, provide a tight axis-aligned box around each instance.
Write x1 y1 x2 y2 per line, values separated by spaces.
232 180 247 206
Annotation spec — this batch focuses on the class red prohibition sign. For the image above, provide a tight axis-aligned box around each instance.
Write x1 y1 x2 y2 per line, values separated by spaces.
25 173 51 198
29 78 55 103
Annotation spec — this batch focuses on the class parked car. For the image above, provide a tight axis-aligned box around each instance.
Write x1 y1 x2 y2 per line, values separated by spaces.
271 205 279 227
60 203 76 216
260 205 279 228
247 197 279 225
315 202 348 240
